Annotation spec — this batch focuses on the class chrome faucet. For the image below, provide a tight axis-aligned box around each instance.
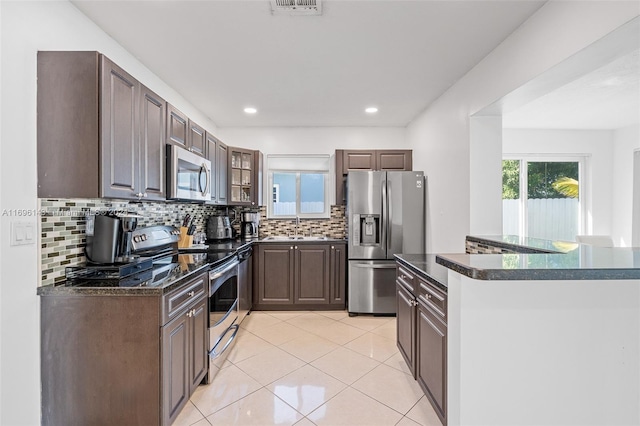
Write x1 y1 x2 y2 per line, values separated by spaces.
295 216 300 236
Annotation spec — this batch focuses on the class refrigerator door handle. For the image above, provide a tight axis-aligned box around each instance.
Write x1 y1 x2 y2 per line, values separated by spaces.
381 178 387 255
387 179 392 252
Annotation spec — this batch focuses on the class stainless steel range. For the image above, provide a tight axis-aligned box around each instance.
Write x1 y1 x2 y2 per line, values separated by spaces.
205 243 252 382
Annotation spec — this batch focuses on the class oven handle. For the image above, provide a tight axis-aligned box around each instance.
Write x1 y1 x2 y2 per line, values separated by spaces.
209 257 239 281
211 324 239 358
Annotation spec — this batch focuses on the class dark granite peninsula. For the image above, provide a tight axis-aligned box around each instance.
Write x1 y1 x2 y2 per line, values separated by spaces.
425 235 640 426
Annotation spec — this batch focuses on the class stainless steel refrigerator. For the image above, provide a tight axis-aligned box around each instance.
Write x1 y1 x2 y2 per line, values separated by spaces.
347 171 425 315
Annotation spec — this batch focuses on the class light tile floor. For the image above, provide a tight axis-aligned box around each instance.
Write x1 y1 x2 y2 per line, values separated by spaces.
174 310 442 426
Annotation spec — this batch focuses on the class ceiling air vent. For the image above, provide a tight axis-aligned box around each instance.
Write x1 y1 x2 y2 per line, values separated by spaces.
270 0 322 16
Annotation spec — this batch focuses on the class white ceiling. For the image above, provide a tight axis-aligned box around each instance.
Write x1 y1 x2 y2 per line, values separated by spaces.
503 48 640 130
71 0 546 127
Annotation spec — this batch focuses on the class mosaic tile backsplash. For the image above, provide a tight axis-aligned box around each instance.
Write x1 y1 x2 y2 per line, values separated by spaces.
465 239 517 254
39 199 346 286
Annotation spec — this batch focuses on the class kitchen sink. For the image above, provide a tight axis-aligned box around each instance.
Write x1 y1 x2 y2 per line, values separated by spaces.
263 235 328 241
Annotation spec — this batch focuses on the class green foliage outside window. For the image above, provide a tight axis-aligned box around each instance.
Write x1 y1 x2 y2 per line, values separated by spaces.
502 160 579 199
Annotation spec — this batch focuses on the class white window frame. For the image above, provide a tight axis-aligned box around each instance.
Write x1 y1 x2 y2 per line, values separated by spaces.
502 154 589 238
266 154 331 219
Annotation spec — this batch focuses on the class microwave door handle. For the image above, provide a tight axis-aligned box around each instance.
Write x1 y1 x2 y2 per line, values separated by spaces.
199 163 210 196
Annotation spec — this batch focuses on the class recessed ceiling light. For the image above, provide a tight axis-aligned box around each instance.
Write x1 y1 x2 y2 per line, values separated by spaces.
365 107 378 114
244 107 257 114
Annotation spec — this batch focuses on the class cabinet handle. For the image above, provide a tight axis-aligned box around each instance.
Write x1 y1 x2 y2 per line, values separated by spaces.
134 192 144 198
294 246 298 250
290 246 294 250
186 310 192 318
188 291 195 297
426 294 432 299
143 192 148 198
331 246 335 249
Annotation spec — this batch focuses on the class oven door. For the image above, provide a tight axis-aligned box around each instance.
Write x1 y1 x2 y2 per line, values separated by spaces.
207 255 240 383
167 144 212 201
208 256 239 348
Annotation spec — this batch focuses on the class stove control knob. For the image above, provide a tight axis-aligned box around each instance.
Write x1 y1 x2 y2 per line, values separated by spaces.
141 234 147 241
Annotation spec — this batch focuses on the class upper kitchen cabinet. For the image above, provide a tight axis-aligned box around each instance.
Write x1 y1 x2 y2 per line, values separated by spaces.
228 147 263 206
335 149 413 204
167 104 188 149
139 85 167 200
205 132 229 205
187 120 206 157
166 104 206 158
37 51 166 201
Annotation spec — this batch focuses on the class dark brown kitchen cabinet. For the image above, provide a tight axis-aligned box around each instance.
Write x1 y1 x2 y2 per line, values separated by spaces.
342 150 377 172
188 120 206 157
417 298 447 424
228 147 263 206
217 140 229 205
395 260 447 425
335 149 413 205
167 104 188 148
397 280 417 377
166 103 207 158
295 244 331 304
377 150 413 170
255 243 295 304
162 306 189 424
330 243 347 305
254 242 345 310
163 295 207 425
37 51 166 200
206 133 229 205
139 85 167 200
40 271 208 426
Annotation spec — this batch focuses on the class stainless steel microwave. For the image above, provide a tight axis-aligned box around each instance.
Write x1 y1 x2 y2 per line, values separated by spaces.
166 144 212 201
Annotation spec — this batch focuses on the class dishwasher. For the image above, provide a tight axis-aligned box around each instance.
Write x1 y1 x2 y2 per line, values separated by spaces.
237 245 252 324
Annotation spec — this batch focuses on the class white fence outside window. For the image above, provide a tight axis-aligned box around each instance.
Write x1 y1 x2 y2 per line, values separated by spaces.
503 198 579 242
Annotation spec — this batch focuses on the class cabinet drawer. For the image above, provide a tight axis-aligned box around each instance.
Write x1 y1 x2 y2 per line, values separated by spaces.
163 273 207 324
417 276 446 320
396 265 416 293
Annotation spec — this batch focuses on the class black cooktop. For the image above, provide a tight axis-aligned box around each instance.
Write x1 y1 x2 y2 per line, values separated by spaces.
66 253 211 288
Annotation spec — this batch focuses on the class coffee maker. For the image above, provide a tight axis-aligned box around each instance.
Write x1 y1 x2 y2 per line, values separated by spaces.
85 212 142 264
241 212 260 240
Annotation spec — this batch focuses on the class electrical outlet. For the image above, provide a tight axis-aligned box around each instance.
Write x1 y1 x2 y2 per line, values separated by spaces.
11 221 36 246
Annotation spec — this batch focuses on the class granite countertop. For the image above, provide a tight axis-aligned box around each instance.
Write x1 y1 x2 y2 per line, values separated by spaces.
437 235 640 281
466 235 573 253
395 254 449 290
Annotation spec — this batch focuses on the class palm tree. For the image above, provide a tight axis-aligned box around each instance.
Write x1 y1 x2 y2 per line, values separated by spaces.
552 177 579 198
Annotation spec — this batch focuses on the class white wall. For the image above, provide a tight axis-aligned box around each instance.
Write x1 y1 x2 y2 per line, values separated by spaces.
612 124 640 246
215 127 406 154
0 2 218 424
407 1 639 253
503 128 615 237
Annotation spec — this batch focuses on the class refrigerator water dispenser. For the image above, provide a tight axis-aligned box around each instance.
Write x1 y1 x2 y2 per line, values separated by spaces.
352 214 380 246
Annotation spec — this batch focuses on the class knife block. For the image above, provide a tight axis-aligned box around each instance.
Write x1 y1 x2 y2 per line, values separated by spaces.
178 226 193 248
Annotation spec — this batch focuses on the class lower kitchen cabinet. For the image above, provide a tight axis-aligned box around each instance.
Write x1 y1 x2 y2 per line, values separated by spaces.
162 296 207 425
396 261 447 425
254 241 346 310
396 279 416 377
417 299 447 421
40 271 208 426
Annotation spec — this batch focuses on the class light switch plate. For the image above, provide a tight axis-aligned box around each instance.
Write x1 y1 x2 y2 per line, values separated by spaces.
11 221 36 246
